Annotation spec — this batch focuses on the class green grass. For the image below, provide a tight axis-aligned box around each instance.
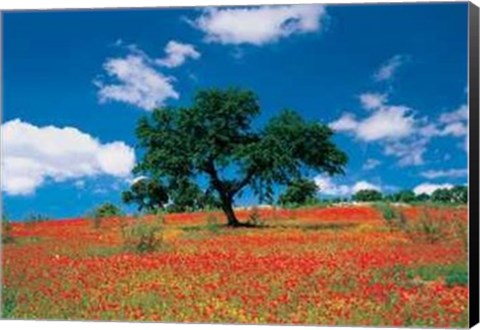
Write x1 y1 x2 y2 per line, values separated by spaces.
406 263 468 286
1 285 17 318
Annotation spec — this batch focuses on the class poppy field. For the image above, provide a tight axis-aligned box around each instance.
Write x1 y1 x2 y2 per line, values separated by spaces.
1 205 468 327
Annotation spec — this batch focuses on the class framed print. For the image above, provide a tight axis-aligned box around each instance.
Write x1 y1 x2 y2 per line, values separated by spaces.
1 1 479 328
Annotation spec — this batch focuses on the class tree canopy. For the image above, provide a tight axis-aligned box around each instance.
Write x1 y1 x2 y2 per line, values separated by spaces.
130 88 348 226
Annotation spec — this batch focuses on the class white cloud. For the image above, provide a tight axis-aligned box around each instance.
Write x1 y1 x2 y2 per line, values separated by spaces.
96 54 179 111
359 93 387 110
439 104 468 124
420 168 468 179
313 175 381 196
331 105 414 142
1 119 135 196
156 40 200 68
384 138 428 166
363 158 381 170
351 181 381 193
314 175 351 196
329 113 358 131
374 55 406 81
413 183 454 196
192 5 327 46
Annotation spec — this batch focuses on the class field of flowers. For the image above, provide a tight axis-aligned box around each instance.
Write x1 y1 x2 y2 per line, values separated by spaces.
1 205 468 327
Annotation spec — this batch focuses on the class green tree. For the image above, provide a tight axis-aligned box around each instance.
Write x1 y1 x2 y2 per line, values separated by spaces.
416 193 430 203
394 190 416 203
431 188 453 203
122 178 169 212
132 88 347 226
450 185 468 204
278 178 319 207
353 189 383 202
91 202 124 218
167 180 221 213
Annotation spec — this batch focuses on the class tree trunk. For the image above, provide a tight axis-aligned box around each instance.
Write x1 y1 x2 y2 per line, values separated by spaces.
220 194 240 226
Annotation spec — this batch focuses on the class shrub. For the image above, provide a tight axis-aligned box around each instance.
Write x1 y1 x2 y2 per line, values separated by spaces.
406 263 467 286
410 207 446 243
445 267 468 287
246 207 265 227
2 215 14 244
121 212 165 254
1 285 17 318
374 202 396 222
89 202 124 229
205 213 221 234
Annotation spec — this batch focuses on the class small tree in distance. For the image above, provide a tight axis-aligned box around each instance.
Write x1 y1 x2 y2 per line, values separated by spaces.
353 189 383 202
278 178 319 207
130 88 348 226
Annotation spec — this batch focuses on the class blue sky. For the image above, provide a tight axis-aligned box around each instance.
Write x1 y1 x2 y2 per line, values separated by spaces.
2 3 469 220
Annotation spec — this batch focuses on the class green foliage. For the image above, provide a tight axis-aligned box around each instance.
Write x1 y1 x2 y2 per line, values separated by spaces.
1 285 17 318
353 189 383 202
430 185 468 204
278 178 319 207
167 182 221 213
205 213 221 234
121 213 166 254
445 267 468 287
406 263 468 287
133 88 347 225
374 202 396 222
122 178 169 213
415 193 430 203
431 188 452 204
2 214 14 244
394 190 416 203
89 202 124 229
415 207 445 243
449 185 468 204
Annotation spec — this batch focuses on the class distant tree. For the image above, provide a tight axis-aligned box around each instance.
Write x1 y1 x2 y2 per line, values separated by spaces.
132 88 348 226
450 185 468 204
278 178 319 207
353 189 383 202
394 190 416 203
416 193 431 203
383 194 395 202
92 202 124 218
122 178 169 212
431 188 453 203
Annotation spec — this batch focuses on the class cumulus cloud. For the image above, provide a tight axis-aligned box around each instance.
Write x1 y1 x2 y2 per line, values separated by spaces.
96 54 179 111
413 183 454 195
331 88 469 166
1 119 135 196
192 5 327 46
156 41 201 68
314 175 351 196
330 105 414 142
351 181 381 193
313 175 381 196
420 168 468 179
374 55 406 81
